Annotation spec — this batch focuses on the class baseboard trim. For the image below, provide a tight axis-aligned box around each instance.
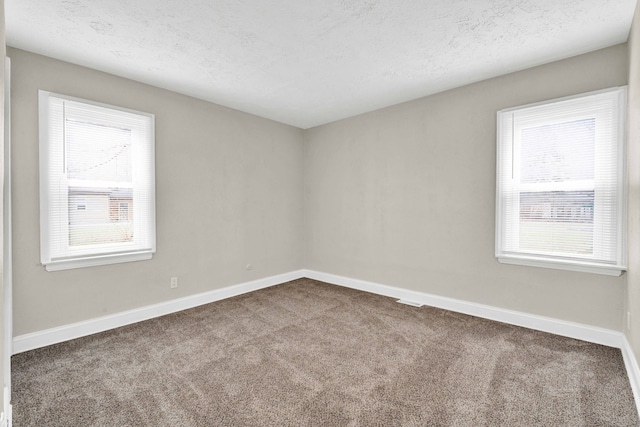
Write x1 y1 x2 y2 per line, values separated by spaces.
303 269 624 348
12 267 627 351
12 270 305 354
304 269 640 413
622 336 640 419
12 267 640 416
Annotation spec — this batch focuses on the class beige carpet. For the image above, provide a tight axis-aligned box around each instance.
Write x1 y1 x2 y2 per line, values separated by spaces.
12 278 640 426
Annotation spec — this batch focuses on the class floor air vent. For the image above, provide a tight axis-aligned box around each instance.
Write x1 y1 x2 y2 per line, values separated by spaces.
396 299 423 308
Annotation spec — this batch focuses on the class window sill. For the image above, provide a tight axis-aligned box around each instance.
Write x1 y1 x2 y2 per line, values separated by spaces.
44 251 153 271
497 255 625 277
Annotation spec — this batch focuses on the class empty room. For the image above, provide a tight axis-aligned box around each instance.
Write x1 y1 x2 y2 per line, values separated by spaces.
2 0 640 425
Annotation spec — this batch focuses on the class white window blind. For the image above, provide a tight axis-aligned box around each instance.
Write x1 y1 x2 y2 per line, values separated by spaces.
496 87 626 276
39 91 156 271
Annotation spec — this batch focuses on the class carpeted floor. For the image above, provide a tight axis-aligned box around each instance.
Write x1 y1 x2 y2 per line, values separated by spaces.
12 278 640 426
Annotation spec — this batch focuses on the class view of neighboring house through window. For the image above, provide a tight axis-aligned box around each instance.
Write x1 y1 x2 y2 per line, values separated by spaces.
39 91 155 271
66 118 134 246
495 87 626 276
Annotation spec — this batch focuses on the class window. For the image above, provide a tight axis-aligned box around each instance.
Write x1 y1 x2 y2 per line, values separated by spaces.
39 91 155 271
496 87 626 276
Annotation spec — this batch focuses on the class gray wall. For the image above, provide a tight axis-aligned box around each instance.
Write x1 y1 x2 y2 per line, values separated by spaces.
304 44 628 330
10 42 633 337
9 47 304 336
627 1 640 365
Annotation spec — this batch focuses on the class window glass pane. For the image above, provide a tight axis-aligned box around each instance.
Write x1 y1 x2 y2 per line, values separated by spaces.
519 191 594 255
520 118 595 183
65 120 135 247
68 188 133 246
65 119 132 182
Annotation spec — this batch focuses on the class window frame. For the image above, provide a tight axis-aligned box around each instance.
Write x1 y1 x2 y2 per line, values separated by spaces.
495 87 627 276
39 91 156 271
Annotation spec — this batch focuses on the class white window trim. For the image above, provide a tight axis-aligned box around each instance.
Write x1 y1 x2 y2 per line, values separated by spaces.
497 255 625 277
495 87 627 276
44 251 153 272
39 91 156 271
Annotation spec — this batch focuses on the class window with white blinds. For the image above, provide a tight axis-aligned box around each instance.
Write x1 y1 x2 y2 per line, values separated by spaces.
39 91 155 271
495 87 626 276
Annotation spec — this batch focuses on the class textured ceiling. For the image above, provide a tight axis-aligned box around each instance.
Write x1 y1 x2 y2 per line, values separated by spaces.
6 0 638 129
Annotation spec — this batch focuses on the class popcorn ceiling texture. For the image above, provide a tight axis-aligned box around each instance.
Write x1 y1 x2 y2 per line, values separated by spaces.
5 0 636 128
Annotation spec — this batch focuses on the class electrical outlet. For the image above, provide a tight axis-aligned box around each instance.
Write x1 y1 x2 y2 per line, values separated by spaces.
628 311 632 330
170 277 178 289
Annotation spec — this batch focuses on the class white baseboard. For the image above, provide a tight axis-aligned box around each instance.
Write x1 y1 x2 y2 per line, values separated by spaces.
303 269 624 348
12 270 305 354
622 336 640 419
11 267 640 416
304 269 640 414
14 268 625 352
